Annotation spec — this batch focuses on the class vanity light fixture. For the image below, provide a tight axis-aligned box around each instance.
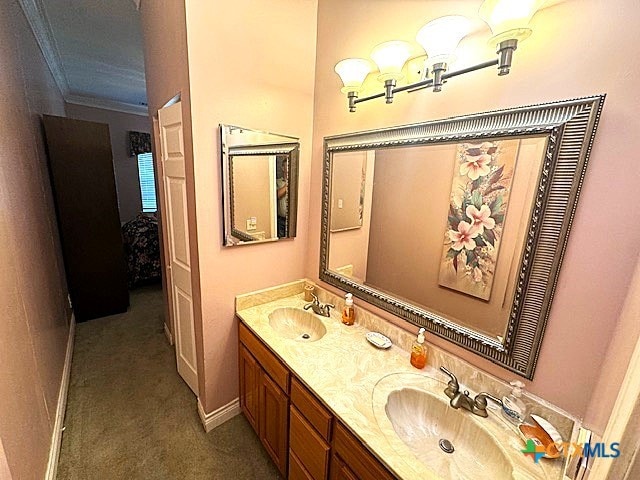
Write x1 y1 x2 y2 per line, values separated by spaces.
416 15 472 92
370 41 413 104
479 0 545 75
334 58 372 112
334 0 545 112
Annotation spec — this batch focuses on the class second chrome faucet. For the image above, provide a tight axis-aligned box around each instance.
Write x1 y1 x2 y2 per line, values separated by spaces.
304 293 334 317
440 366 502 418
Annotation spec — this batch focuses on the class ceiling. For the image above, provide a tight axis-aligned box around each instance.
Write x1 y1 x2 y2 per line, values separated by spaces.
19 0 147 115
18 0 566 118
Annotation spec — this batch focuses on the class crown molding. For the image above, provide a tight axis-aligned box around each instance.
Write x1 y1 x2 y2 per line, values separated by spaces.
17 0 69 96
65 94 149 116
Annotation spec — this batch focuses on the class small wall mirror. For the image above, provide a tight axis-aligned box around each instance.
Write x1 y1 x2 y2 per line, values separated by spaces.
220 124 299 246
320 96 605 378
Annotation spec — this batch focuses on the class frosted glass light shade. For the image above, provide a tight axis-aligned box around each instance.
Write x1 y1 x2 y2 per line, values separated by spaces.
334 58 371 93
479 0 545 43
416 16 471 67
370 41 412 81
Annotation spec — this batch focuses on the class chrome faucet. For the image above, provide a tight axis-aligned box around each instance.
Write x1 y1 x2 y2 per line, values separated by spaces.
440 366 502 418
304 293 334 317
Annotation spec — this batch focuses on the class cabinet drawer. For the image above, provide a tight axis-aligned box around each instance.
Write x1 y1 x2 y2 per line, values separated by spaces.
291 378 332 441
332 422 395 480
289 450 314 480
290 407 330 480
239 322 290 392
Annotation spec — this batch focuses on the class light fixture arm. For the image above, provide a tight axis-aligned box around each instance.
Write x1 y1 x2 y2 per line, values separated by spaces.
347 91 358 112
431 62 448 92
350 58 499 111
384 79 397 103
497 39 518 76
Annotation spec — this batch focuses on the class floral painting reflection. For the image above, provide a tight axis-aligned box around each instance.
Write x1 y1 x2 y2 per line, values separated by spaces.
438 140 518 301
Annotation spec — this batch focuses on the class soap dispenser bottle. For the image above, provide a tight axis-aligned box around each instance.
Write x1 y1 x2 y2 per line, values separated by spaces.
502 380 529 424
341 293 355 326
410 328 427 369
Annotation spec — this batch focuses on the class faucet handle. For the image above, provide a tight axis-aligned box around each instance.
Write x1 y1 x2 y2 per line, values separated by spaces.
473 392 503 417
440 366 459 397
310 292 319 303
440 366 458 385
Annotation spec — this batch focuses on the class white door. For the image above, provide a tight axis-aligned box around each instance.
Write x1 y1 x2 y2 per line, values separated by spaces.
158 101 199 395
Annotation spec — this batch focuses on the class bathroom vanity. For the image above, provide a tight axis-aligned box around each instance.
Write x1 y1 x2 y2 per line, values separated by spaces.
236 280 576 480
239 320 393 479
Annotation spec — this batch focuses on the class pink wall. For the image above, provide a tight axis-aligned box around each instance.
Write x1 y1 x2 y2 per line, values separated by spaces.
0 1 71 478
183 0 318 412
306 0 640 431
65 103 151 223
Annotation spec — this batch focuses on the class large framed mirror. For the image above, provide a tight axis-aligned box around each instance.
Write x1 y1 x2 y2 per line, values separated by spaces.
221 124 300 246
320 96 605 378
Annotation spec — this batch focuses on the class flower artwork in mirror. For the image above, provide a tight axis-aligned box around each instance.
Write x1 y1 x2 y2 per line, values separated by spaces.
319 96 605 378
220 124 300 246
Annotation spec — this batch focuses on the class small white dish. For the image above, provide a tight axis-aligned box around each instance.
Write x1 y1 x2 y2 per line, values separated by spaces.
366 331 392 349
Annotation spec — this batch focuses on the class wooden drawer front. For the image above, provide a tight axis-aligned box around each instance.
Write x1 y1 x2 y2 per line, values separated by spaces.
240 322 289 392
291 378 332 441
289 451 314 480
332 422 395 480
329 454 359 480
290 407 330 480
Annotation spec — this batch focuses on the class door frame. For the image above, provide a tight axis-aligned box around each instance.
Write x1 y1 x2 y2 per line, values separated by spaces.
589 332 640 479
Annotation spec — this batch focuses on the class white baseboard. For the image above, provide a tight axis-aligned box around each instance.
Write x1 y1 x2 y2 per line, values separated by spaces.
197 397 240 433
45 313 75 480
163 322 173 345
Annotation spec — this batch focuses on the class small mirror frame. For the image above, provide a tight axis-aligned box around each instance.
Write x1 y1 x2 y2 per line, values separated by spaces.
319 96 605 379
220 124 300 246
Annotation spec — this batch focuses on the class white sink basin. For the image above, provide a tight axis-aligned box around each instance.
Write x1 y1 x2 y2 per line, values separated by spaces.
372 373 551 480
385 388 512 479
268 307 327 342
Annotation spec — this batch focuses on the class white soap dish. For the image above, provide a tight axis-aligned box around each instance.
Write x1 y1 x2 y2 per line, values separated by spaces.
531 414 564 449
366 332 392 349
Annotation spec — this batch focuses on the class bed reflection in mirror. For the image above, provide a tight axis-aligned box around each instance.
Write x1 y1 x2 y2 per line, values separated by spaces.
220 124 299 246
327 136 547 341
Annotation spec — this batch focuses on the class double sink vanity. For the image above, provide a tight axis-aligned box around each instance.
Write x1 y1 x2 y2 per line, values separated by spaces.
236 280 576 480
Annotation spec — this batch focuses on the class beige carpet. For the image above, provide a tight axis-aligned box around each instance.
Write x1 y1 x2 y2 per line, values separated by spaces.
57 285 281 480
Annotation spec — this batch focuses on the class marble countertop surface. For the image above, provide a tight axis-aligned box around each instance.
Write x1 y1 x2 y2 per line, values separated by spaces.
236 282 571 480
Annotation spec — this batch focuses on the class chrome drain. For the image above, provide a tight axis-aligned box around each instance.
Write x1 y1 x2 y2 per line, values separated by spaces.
439 439 454 454
301 333 310 339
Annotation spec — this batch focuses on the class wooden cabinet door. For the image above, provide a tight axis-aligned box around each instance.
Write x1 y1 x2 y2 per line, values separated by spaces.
239 345 260 433
329 455 358 480
332 422 395 480
259 371 289 477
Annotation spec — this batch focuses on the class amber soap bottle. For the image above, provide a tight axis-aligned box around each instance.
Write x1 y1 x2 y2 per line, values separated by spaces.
410 328 427 369
341 293 355 326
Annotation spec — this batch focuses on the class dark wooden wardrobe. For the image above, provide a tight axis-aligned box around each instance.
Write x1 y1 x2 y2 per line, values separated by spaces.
43 115 129 322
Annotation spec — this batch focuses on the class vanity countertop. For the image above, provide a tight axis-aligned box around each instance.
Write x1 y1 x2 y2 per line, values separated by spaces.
236 283 570 480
